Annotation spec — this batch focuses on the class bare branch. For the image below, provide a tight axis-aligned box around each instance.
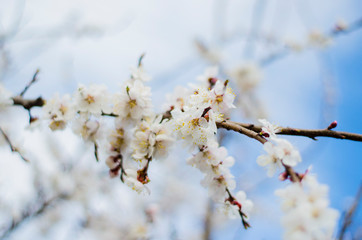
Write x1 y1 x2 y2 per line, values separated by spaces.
19 69 40 97
222 120 362 142
338 183 362 240
216 120 267 144
0 127 29 162
94 141 99 162
12 96 45 110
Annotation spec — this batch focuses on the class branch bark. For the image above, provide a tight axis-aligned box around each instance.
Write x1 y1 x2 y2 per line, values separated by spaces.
218 120 362 142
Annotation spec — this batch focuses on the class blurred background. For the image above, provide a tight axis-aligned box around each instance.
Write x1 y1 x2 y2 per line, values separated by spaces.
0 0 361 239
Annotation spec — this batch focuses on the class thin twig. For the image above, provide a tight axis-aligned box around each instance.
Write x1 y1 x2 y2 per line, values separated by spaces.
0 193 69 239
19 69 40 97
261 17 362 66
338 183 362 240
94 141 99 162
224 120 362 142
203 200 213 240
0 127 29 162
101 111 119 117
138 53 145 67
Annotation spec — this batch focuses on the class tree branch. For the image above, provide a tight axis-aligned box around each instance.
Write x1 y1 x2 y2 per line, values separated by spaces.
19 69 40 97
338 183 362 240
216 120 267 144
218 120 362 142
12 96 45 110
0 127 29 162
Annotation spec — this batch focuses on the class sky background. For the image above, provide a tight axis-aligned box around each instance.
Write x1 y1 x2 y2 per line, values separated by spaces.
0 0 361 239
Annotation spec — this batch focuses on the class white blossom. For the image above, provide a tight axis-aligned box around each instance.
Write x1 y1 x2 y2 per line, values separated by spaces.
124 168 149 194
258 118 280 139
187 141 233 173
74 84 110 115
275 175 339 240
201 165 236 202
171 107 216 147
209 80 236 114
113 80 153 121
257 138 301 177
257 141 284 177
131 115 174 161
43 93 75 131
72 114 102 142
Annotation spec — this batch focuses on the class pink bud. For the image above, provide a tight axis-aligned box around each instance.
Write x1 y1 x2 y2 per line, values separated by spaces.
327 121 337 130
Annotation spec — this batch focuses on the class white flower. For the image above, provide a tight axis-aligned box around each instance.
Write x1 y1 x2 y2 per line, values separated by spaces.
124 168 149 194
43 93 75 131
0 84 12 111
257 141 284 177
73 84 110 115
72 114 101 142
209 80 236 114
171 107 216 147
187 141 233 172
258 119 280 139
257 138 301 177
201 164 236 202
275 175 339 240
188 88 212 110
113 80 153 121
228 62 262 92
273 138 302 167
131 115 174 161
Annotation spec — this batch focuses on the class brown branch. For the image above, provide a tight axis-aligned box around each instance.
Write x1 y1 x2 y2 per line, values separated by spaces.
12 96 45 110
216 120 267 144
0 127 29 162
338 183 362 240
225 187 251 229
283 164 300 183
217 120 303 182
94 141 99 162
220 120 362 142
19 69 40 97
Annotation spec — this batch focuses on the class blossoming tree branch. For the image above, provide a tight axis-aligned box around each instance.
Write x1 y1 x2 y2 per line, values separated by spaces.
1 54 362 239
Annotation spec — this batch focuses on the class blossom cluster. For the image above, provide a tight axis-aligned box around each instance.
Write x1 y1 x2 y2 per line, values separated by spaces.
257 119 301 177
275 175 339 240
0 63 341 234
41 64 173 195
256 119 339 238
168 67 253 226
